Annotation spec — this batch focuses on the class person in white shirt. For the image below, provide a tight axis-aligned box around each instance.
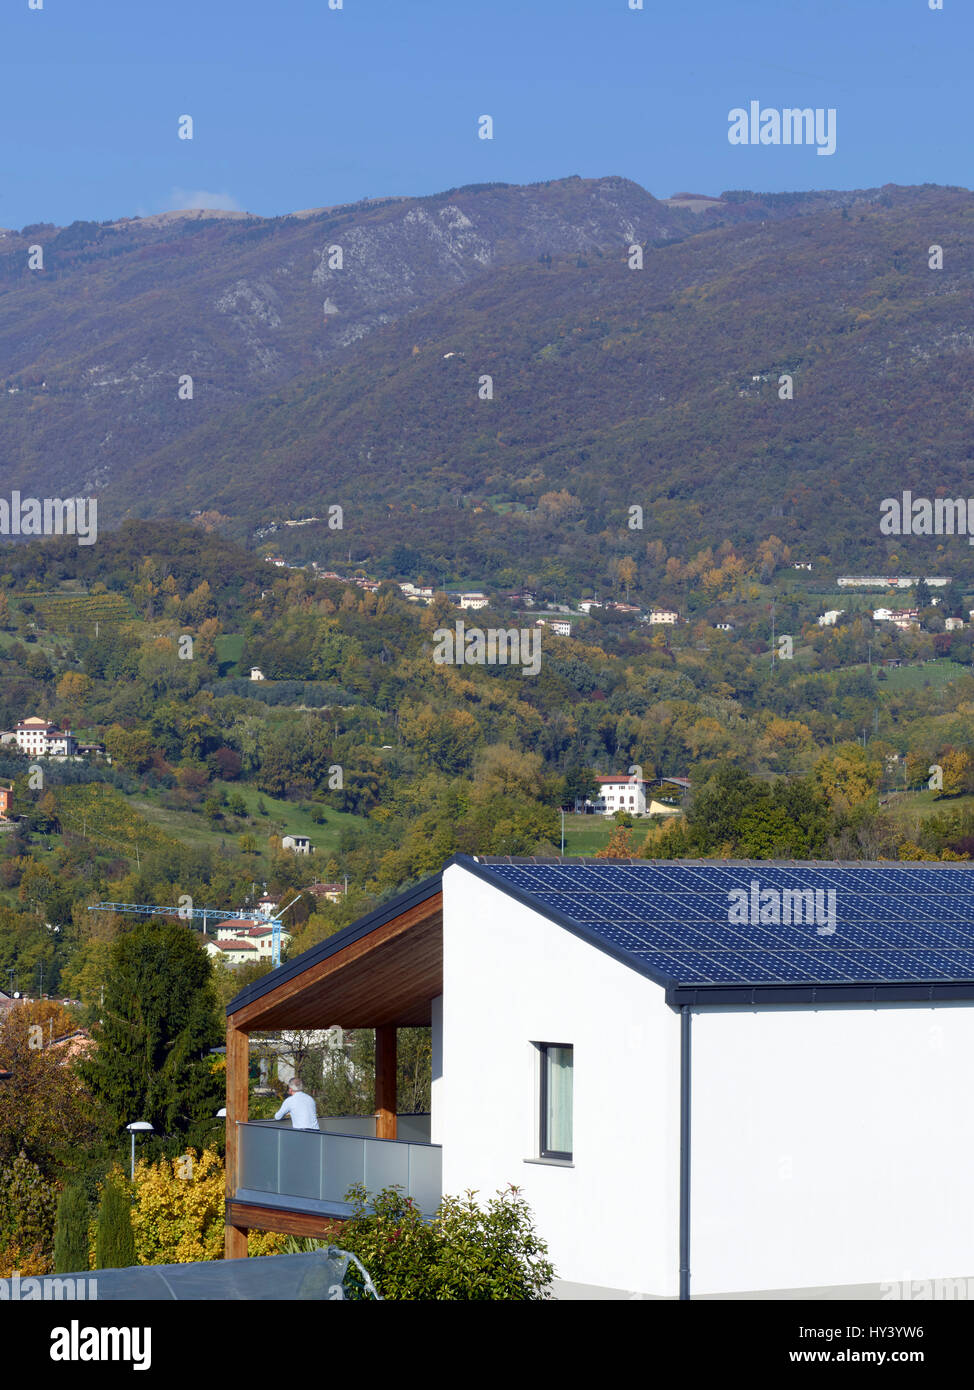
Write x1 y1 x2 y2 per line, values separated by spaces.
274 1077 320 1131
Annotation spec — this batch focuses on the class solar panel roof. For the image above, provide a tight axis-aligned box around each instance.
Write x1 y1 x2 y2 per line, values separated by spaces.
465 858 974 1006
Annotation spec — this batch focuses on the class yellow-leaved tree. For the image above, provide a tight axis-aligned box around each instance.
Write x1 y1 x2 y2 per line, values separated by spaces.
130 1150 286 1264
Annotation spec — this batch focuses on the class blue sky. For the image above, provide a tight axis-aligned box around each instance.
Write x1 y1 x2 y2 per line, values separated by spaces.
0 0 969 228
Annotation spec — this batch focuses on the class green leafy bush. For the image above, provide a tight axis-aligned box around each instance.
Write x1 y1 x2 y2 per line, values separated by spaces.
334 1183 554 1300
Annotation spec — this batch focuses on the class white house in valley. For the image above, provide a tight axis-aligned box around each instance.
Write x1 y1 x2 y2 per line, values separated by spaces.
1 716 106 761
577 773 650 816
4 717 77 757
225 856 974 1298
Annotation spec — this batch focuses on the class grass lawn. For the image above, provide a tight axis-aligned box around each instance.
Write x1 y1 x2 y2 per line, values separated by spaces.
560 811 684 856
560 815 615 855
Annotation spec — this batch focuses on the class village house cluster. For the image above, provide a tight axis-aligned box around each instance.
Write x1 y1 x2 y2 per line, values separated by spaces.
203 883 344 965
261 554 684 631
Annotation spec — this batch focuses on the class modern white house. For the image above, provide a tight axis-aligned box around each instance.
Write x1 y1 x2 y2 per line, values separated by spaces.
817 609 845 626
224 856 974 1299
576 773 650 816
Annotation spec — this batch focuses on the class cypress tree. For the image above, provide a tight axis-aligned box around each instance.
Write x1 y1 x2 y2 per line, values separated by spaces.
54 1182 90 1274
94 1180 136 1269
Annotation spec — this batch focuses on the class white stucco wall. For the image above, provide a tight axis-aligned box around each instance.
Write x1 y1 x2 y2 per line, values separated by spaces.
441 863 682 1296
690 1002 974 1294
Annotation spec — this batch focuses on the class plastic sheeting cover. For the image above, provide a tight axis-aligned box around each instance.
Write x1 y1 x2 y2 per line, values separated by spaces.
61 1248 380 1300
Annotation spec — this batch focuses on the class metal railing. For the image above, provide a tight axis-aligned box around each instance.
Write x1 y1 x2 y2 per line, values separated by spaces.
237 1119 442 1218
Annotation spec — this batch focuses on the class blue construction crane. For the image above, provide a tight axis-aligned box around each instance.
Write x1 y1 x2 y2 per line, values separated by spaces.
88 895 302 969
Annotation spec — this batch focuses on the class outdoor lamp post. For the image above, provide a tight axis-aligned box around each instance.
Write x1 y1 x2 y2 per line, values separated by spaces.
125 1121 154 1181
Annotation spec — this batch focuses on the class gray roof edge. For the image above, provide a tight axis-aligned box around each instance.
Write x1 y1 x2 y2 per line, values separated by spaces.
473 856 974 870
670 982 974 1007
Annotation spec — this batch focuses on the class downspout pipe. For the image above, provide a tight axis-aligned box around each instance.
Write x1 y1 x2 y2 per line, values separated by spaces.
679 1005 691 1300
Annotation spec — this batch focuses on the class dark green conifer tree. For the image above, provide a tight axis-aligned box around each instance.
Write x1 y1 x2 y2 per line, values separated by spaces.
78 919 223 1148
94 1180 135 1270
54 1182 90 1274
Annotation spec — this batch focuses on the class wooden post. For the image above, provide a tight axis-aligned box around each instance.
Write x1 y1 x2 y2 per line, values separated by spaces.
225 1019 249 1259
375 1025 397 1140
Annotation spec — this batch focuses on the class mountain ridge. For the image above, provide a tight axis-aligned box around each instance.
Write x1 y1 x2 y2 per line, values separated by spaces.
1 177 972 588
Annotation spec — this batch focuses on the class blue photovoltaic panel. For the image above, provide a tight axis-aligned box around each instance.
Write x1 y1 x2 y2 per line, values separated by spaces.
478 861 974 992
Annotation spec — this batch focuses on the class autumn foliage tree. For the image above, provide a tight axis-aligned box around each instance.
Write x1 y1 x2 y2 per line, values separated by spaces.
595 825 636 859
128 1148 286 1264
0 1002 100 1176
0 1150 59 1276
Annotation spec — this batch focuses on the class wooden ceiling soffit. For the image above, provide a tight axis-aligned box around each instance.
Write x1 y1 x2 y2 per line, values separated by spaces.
230 895 443 1031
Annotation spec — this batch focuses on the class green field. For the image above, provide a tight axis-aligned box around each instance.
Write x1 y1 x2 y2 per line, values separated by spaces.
215 633 245 674
879 659 972 693
883 789 974 828
559 813 666 855
129 781 367 867
213 781 365 853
